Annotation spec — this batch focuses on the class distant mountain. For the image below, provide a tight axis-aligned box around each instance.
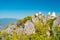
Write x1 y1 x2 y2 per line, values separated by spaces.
0 18 17 30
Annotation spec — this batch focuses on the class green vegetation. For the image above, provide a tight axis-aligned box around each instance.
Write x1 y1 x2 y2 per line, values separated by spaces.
0 16 60 40
17 16 32 27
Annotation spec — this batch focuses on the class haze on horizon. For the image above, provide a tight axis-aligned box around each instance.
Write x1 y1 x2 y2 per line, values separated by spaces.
0 0 60 19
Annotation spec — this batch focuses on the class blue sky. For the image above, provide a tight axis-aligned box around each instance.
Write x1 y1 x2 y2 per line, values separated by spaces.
0 0 60 19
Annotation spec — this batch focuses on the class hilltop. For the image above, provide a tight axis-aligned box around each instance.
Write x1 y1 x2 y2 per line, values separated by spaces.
0 12 60 40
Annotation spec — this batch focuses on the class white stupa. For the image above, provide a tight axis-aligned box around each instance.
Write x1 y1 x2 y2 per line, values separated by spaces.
39 12 42 14
39 12 43 16
36 12 42 16
52 12 56 17
36 13 38 16
48 12 51 15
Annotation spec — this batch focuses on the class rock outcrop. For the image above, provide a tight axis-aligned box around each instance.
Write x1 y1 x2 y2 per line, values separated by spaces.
32 15 39 23
5 12 58 36
6 24 16 34
53 16 60 26
6 20 35 35
24 20 35 35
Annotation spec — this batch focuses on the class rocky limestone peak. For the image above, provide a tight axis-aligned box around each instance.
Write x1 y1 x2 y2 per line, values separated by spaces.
6 24 17 34
53 15 60 26
24 20 35 35
32 15 39 23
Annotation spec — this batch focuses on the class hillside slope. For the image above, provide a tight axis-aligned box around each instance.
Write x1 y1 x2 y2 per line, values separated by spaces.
0 18 17 30
0 14 60 40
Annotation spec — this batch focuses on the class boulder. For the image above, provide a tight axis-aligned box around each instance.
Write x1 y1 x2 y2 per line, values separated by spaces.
6 25 16 34
24 20 35 35
32 15 39 23
53 16 60 26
